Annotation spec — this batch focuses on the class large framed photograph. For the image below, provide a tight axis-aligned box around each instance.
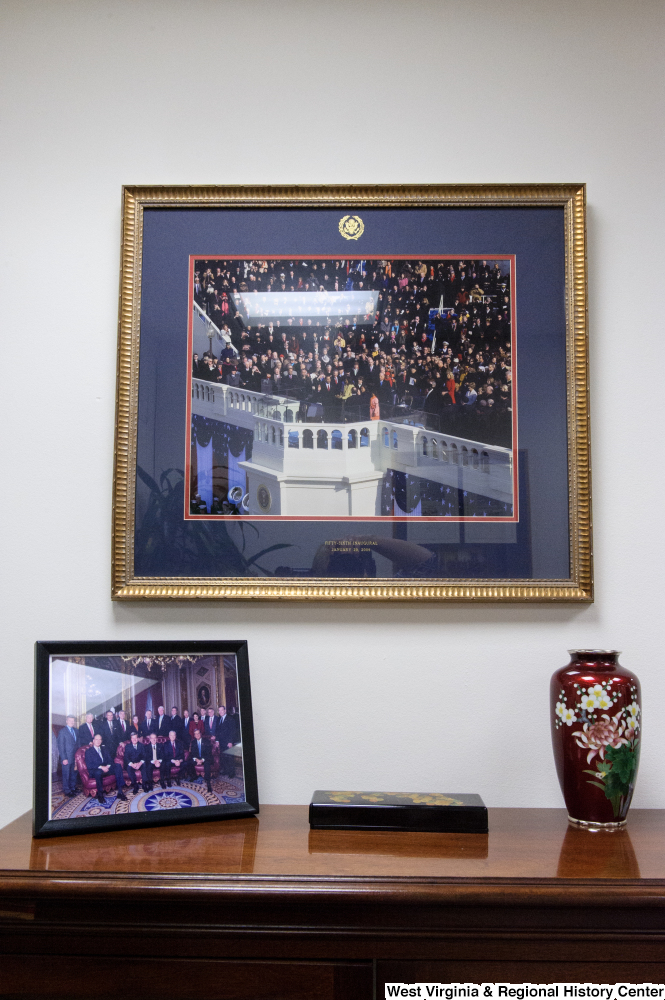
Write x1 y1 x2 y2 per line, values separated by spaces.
113 185 591 602
34 641 258 837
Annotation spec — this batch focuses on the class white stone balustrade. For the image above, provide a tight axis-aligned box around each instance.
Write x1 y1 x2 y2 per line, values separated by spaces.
191 378 513 515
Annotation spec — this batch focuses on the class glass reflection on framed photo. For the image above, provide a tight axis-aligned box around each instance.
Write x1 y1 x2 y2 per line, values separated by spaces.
113 184 591 602
34 641 258 837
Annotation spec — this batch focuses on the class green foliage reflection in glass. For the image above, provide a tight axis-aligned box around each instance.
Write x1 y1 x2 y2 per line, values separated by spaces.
135 468 290 576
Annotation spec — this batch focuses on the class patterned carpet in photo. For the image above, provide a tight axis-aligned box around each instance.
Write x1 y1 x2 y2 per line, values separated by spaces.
50 773 245 820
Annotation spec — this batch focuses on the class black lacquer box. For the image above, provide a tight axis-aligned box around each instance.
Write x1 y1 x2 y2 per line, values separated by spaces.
309 790 488 833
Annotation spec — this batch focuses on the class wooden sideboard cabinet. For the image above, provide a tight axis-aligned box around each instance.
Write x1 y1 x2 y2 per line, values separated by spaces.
2 807 665 998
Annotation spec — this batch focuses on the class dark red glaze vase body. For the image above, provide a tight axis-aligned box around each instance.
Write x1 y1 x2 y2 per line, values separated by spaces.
551 650 641 829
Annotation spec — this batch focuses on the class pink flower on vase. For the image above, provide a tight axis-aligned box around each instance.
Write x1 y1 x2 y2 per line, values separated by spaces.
573 711 629 764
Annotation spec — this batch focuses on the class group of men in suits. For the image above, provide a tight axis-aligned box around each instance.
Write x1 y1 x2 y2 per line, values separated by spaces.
121 729 211 798
57 703 241 803
137 707 173 739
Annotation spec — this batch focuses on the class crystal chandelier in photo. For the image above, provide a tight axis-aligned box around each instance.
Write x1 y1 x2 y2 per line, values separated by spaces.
120 654 199 674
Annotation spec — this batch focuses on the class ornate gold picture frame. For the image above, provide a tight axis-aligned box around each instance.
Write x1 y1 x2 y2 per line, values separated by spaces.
113 184 591 602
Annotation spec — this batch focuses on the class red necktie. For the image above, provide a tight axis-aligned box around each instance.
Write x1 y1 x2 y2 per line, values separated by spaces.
89 724 93 737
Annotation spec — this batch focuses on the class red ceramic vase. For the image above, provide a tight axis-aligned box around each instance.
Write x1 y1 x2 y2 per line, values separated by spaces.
551 650 641 829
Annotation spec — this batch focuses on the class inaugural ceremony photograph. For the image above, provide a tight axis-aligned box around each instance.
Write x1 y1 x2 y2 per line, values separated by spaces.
116 185 590 600
34 642 258 836
188 255 516 522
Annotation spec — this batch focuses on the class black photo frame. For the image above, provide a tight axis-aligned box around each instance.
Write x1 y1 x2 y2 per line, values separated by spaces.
34 640 258 837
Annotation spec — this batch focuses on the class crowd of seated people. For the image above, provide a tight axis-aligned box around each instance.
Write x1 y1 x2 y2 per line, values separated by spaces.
192 258 512 448
57 705 240 804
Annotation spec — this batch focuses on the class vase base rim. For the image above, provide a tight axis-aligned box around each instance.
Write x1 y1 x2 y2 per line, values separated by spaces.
567 815 627 832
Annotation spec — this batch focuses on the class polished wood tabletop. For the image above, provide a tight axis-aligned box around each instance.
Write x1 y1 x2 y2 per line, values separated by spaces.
0 806 661 881
2 808 665 999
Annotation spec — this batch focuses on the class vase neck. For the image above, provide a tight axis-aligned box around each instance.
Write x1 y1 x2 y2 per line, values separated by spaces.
568 649 621 668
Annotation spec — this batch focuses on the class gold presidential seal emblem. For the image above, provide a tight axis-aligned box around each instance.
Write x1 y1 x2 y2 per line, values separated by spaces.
338 215 364 240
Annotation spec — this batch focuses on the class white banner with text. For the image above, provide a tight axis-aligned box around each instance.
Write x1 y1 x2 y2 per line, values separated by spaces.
385 985 665 999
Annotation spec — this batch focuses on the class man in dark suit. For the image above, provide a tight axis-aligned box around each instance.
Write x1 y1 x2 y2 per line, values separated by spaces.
216 706 240 778
180 711 192 751
124 732 148 793
216 705 240 747
101 710 119 755
84 734 127 803
143 733 167 790
423 378 439 418
115 709 130 744
154 705 169 737
169 706 182 737
204 708 217 739
139 710 157 738
162 730 186 788
56 716 78 797
182 728 213 792
375 368 393 408
77 712 99 748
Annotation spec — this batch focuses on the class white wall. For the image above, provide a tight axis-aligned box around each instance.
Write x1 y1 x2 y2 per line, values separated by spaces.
0 0 663 831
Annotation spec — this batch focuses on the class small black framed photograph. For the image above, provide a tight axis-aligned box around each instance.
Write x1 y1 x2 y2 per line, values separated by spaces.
34 640 258 837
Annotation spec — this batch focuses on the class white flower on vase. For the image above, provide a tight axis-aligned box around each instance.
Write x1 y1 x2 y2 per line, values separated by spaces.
579 691 599 712
561 707 577 726
628 702 640 719
596 691 612 710
589 684 605 697
626 716 639 733
555 701 567 719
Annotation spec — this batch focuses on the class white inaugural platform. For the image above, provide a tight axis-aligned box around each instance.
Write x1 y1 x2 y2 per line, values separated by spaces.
191 379 512 517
